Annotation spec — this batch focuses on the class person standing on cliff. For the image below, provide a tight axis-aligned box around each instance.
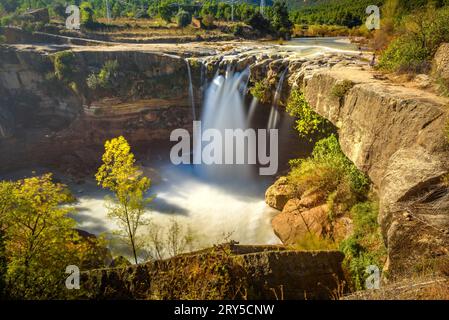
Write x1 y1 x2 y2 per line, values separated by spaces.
370 52 377 67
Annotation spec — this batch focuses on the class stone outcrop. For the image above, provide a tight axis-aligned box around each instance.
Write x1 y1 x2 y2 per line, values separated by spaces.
265 176 295 210
433 43 449 83
0 46 194 173
302 66 449 275
75 244 346 300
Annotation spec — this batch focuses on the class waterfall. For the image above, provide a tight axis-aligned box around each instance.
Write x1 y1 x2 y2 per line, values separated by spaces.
247 97 258 127
267 68 288 130
194 67 253 180
185 59 196 120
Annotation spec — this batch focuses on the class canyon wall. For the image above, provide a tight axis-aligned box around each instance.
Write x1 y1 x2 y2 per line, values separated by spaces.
0 46 194 174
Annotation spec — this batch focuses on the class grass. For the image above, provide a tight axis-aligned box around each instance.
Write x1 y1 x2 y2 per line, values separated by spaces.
331 80 355 99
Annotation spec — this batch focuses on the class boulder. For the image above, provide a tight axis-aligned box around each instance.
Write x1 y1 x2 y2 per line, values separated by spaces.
265 176 295 211
433 43 449 83
272 199 330 245
21 8 50 24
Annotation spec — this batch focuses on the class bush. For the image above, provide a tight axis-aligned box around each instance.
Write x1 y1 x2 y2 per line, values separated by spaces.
286 89 332 138
249 80 269 103
80 2 95 28
86 60 119 90
288 135 370 207
293 233 337 251
176 10 192 28
339 201 386 291
378 6 449 73
53 51 77 82
331 80 355 99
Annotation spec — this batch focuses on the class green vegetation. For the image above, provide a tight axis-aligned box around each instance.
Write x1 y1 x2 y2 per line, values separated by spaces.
340 201 386 290
86 60 119 90
249 80 270 103
286 89 332 138
53 51 77 82
288 135 370 204
331 80 355 99
96 136 153 264
0 175 107 299
176 9 192 28
378 2 449 73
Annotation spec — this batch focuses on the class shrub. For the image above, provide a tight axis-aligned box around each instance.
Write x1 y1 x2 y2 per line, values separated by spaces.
378 6 449 73
249 80 269 103
331 80 355 98
53 51 77 82
339 201 386 291
0 35 6 44
80 2 95 28
288 135 370 207
286 89 332 138
293 233 337 251
176 10 191 28
86 60 119 90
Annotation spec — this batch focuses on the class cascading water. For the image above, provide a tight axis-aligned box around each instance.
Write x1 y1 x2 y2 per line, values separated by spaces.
185 59 196 120
193 67 254 181
267 68 288 130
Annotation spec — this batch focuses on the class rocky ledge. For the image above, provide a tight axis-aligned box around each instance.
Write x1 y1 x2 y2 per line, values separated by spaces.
74 244 345 300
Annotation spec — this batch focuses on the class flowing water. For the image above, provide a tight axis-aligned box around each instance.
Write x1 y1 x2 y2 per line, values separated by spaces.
3 39 351 260
185 59 196 120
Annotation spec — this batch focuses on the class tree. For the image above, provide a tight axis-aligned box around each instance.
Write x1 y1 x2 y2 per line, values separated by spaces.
1 175 77 298
96 136 152 264
0 175 109 299
80 1 95 28
176 9 192 28
159 2 173 23
271 0 293 39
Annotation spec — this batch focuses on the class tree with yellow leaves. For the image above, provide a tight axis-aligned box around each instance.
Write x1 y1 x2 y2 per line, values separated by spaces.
96 136 152 264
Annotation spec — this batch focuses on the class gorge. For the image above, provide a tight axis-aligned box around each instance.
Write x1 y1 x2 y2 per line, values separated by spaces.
1 30 449 297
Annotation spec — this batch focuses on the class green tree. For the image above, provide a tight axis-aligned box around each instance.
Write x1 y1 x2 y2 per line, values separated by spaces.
271 0 293 39
96 136 152 264
159 2 173 23
80 1 95 27
176 9 192 28
1 175 88 299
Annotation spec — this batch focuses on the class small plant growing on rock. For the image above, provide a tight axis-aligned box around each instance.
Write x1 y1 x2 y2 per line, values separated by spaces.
286 89 332 138
53 51 77 82
87 60 119 90
250 80 270 103
331 80 355 99
176 9 192 28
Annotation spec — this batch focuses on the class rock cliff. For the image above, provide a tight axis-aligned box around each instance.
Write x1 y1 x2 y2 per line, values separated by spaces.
0 45 194 173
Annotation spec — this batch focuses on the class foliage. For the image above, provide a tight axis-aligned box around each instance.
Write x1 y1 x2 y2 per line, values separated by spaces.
176 9 192 28
96 136 152 264
149 245 248 300
288 135 370 217
80 1 95 28
53 51 77 82
146 218 195 261
293 233 337 251
339 201 386 291
331 80 355 98
0 174 107 299
87 60 119 90
0 35 5 44
286 89 331 138
249 80 269 103
378 5 449 73
271 0 293 39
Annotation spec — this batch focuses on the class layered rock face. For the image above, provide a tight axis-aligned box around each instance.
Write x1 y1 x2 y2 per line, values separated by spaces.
76 244 346 300
303 67 449 274
0 46 193 173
